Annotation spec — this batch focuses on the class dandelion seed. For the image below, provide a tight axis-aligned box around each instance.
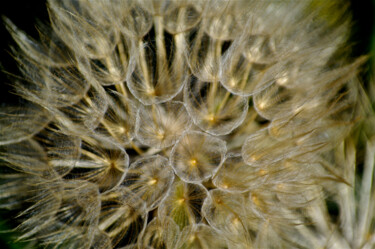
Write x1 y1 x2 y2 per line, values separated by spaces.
170 131 226 182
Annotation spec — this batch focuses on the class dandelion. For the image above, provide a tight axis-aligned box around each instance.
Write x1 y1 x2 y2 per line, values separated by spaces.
0 0 374 248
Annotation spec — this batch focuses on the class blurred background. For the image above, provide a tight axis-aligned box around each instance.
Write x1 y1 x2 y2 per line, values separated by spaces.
0 1 374 248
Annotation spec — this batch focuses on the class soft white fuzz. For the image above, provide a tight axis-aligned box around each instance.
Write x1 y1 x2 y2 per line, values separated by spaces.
0 1 373 248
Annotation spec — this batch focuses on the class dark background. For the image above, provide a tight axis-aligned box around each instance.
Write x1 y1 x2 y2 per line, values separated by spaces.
0 1 374 248
0 1 49 106
0 3 47 248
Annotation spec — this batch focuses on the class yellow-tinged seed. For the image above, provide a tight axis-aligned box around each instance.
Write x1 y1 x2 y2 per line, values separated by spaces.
118 127 126 134
205 113 216 123
277 184 285 190
221 183 229 189
250 155 259 162
232 217 240 227
148 178 158 185
229 78 237 87
270 125 280 137
258 169 267 176
258 101 267 110
177 198 186 205
156 131 165 140
146 88 156 96
189 235 196 242
276 73 289 86
252 195 260 207
189 159 198 167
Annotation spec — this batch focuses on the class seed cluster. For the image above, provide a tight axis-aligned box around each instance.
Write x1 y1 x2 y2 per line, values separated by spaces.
0 1 368 249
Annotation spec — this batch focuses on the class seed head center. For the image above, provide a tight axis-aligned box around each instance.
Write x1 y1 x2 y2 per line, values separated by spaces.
189 158 198 167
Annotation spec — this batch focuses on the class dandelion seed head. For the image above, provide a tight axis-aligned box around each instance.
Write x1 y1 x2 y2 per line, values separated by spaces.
0 0 373 248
